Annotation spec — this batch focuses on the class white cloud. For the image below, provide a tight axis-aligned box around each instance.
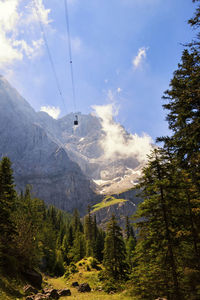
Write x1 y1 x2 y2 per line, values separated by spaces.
34 0 51 25
132 47 148 69
26 0 51 26
92 103 153 163
40 106 61 119
0 32 22 68
0 0 50 69
13 38 44 59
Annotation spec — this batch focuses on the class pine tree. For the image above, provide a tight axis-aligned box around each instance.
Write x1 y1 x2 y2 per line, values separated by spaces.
125 216 131 240
69 231 86 262
0 157 16 267
131 149 184 300
126 236 136 269
157 0 200 281
95 228 105 262
13 186 45 269
72 209 83 234
151 4 200 297
159 49 200 182
103 214 128 280
84 206 94 257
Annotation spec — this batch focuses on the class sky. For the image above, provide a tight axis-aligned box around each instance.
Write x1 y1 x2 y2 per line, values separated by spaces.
0 0 197 142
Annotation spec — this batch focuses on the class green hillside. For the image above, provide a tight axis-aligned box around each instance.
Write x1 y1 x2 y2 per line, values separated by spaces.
91 196 127 213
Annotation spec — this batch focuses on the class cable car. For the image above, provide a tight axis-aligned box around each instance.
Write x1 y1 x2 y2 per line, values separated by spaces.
74 115 78 126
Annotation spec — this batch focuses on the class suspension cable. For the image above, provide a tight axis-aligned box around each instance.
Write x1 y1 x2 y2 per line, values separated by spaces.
32 0 66 110
64 0 77 113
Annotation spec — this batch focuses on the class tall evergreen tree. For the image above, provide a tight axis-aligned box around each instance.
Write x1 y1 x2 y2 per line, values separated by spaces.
84 206 94 257
132 149 183 300
0 157 16 267
13 186 46 269
69 231 86 262
157 0 200 277
72 209 83 234
103 214 128 280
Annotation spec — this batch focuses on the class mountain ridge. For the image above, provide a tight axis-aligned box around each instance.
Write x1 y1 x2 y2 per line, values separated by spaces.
0 76 97 214
0 76 146 215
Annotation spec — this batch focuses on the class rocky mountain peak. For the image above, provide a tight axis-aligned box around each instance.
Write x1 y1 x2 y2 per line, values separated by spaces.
0 77 151 213
0 76 96 214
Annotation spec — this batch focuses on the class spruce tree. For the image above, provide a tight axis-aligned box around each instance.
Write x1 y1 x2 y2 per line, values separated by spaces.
103 214 128 280
84 206 94 257
157 0 200 279
13 186 45 269
72 209 83 234
0 157 16 267
131 149 184 300
69 231 85 262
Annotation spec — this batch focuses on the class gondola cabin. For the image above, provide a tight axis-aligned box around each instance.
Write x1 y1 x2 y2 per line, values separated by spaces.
74 115 78 126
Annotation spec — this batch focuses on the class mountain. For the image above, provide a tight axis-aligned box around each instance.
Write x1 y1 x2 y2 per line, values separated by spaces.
0 76 147 216
90 193 141 230
0 76 96 214
37 110 145 195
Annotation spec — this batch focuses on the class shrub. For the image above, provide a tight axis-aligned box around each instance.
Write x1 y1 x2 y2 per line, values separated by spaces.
86 264 91 271
103 280 117 293
64 263 78 278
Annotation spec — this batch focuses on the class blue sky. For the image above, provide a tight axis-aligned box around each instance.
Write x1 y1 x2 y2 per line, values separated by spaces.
0 0 197 141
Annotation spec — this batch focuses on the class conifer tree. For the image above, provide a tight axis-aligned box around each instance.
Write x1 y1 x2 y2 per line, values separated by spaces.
13 186 45 269
95 227 105 262
72 209 83 234
66 225 74 248
126 236 136 269
69 231 86 262
103 214 128 280
0 157 16 267
132 149 184 299
157 0 200 278
125 216 131 240
84 206 94 257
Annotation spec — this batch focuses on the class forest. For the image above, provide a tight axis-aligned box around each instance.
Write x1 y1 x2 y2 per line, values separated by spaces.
0 0 200 299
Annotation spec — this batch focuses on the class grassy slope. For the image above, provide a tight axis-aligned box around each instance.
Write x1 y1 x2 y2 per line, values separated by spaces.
46 258 135 300
0 258 136 299
91 196 127 213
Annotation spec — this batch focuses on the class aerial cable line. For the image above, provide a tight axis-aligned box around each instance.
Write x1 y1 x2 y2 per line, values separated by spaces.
32 0 66 111
64 0 77 117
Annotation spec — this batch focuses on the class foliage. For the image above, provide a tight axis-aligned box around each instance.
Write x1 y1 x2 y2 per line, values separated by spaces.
0 157 17 269
103 214 128 280
131 2 200 299
84 207 105 261
102 279 117 293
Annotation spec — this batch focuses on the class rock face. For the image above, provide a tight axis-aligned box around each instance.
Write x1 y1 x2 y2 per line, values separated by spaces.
92 199 137 230
0 76 96 214
0 76 145 216
38 112 143 195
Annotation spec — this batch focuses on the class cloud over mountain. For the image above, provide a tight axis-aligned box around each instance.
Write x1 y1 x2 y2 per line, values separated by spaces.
40 105 61 119
92 103 153 163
